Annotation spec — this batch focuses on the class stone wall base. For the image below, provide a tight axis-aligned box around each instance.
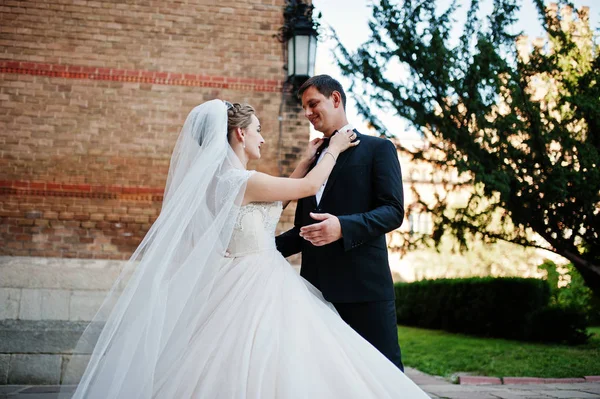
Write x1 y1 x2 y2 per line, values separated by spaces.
0 320 88 385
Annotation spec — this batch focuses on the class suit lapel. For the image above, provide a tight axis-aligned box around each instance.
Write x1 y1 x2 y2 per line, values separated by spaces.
320 130 361 203
306 140 328 209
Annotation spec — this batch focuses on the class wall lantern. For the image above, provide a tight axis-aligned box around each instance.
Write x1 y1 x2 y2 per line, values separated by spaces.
278 0 319 91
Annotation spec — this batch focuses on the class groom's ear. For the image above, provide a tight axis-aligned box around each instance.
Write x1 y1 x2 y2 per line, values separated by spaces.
331 91 343 109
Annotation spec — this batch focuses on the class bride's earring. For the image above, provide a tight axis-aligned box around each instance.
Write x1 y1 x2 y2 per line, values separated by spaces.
242 141 246 149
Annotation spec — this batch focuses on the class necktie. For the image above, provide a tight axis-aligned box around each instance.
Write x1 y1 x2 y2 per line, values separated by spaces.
311 130 339 170
317 130 337 155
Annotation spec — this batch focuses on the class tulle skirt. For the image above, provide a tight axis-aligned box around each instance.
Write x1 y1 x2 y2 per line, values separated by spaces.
140 249 429 399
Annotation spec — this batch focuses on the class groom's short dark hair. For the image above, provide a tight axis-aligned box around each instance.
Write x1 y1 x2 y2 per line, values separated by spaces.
298 75 346 110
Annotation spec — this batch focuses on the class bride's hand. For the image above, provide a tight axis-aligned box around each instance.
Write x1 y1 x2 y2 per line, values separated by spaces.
328 129 360 154
303 137 324 164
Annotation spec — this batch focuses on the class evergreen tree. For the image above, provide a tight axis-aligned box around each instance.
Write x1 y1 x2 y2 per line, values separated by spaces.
335 0 600 295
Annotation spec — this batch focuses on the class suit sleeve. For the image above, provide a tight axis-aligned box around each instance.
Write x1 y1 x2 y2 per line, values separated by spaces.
337 139 405 251
275 198 304 257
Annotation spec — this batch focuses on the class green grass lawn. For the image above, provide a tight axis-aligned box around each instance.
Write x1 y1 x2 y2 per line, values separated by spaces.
398 325 600 378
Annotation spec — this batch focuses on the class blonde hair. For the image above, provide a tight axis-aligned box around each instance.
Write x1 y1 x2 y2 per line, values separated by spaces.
226 102 256 141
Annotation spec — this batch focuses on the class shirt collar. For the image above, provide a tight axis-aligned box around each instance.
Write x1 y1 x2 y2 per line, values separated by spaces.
338 123 354 134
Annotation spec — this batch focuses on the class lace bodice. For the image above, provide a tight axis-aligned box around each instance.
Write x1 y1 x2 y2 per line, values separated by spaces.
227 201 283 257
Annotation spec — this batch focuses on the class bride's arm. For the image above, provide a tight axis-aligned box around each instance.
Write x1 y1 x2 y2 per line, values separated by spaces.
280 138 323 209
243 131 359 205
280 159 310 210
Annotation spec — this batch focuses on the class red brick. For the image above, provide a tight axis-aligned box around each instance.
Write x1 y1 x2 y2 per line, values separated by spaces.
58 212 74 220
90 213 105 221
105 214 120 222
15 234 32 241
542 378 585 383
43 211 59 220
90 185 107 193
125 69 140 77
134 215 149 223
30 182 46 189
67 65 82 73
122 187 139 194
14 181 29 188
74 213 90 221
61 184 80 191
81 66 98 74
584 376 600 382
459 376 502 385
120 215 136 223
0 210 21 218
16 219 35 226
108 186 123 194
95 222 111 229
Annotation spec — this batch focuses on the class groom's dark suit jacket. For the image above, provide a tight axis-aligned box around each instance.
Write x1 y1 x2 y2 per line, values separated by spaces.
276 131 404 303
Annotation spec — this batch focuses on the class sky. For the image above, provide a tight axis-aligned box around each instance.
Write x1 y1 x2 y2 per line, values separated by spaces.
311 0 599 139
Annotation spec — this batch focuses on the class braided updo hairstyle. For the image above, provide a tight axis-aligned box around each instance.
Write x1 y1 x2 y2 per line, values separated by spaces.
226 102 256 143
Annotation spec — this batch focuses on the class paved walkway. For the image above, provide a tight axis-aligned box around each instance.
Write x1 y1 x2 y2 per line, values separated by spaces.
1 369 599 398
404 368 600 399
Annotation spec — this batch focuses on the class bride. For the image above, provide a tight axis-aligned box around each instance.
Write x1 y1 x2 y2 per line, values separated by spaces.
64 99 430 398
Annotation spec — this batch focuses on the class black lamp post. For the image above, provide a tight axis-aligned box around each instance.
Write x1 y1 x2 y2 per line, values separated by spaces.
278 0 319 91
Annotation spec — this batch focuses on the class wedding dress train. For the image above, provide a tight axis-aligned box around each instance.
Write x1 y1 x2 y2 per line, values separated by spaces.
147 200 429 398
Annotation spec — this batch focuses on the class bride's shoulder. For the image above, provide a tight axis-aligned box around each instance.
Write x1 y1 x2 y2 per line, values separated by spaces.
218 168 255 186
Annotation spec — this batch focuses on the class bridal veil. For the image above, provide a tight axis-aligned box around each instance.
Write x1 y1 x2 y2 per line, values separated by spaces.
60 99 251 398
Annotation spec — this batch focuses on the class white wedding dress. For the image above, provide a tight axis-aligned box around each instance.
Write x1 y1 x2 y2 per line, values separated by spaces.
148 200 429 398
64 100 429 399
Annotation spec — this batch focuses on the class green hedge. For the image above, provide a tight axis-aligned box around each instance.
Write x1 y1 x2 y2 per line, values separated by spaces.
395 277 589 343
527 305 591 345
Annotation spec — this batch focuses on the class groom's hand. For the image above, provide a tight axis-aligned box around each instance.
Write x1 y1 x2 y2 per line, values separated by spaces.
299 213 342 246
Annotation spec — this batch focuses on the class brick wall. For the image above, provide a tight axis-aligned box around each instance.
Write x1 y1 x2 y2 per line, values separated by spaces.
0 0 308 259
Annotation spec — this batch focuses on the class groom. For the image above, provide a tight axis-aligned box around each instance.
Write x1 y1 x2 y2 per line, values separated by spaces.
276 75 405 370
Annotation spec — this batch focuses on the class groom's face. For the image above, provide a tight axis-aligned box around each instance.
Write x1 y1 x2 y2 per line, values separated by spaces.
301 86 338 135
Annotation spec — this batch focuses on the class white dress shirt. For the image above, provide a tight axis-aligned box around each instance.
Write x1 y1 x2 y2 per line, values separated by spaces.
315 123 354 204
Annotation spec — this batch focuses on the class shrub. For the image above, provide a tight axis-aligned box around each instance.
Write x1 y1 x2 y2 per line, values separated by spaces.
527 305 591 345
395 277 589 344
539 260 600 325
